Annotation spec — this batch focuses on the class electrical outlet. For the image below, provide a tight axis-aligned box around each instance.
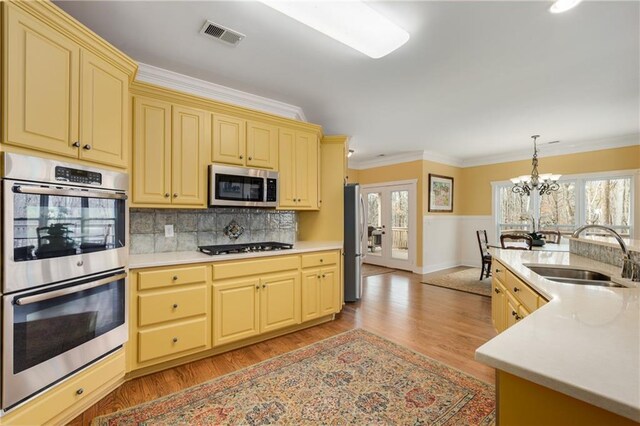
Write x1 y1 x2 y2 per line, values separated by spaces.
164 224 174 238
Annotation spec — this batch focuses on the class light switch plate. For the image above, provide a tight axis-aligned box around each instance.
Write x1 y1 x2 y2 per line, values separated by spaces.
164 224 174 238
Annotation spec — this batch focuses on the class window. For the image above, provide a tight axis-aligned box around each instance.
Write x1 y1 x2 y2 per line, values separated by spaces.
495 173 634 239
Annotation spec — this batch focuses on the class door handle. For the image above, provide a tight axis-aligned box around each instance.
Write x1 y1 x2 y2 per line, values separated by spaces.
13 185 128 200
15 273 127 305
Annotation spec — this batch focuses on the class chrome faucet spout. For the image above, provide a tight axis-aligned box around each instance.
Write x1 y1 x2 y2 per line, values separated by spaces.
571 225 637 281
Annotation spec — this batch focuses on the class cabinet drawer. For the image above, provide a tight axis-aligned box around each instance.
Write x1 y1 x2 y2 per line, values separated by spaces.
301 251 339 269
506 270 539 312
213 255 299 280
138 318 208 363
492 260 507 283
138 286 207 327
138 265 207 290
2 350 124 425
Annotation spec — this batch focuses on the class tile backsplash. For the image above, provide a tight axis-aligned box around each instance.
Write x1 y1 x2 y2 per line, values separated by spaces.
130 208 297 254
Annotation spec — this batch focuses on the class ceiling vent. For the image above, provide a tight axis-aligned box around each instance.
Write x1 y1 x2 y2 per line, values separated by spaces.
200 20 245 46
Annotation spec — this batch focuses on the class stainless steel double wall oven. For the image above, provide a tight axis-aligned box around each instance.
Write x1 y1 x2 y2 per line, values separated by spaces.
1 153 129 410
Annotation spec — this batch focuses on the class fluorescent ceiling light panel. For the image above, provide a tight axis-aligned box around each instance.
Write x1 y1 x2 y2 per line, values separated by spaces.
261 1 410 59
549 0 584 14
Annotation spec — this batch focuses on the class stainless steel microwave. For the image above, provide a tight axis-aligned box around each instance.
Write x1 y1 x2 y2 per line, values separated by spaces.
209 165 278 207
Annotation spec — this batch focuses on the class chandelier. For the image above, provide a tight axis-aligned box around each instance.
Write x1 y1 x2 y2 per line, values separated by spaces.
511 135 561 196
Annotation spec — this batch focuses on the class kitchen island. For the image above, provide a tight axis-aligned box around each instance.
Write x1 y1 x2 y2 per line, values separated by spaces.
476 249 639 424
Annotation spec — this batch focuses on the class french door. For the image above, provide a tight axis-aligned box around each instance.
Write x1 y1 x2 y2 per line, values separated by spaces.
361 181 416 270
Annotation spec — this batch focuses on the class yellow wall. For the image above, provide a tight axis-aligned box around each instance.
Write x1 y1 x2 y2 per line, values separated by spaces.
460 145 640 215
347 168 359 184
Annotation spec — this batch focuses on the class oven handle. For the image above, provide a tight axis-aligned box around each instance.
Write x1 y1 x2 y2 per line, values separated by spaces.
14 273 127 306
13 185 128 200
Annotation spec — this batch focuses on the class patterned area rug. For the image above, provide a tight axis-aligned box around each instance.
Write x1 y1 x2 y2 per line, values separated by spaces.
93 329 495 425
362 263 397 277
421 268 491 297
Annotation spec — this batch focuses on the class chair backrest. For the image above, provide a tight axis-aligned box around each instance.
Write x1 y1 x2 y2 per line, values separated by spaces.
538 230 561 244
368 226 375 237
476 230 490 257
500 233 533 250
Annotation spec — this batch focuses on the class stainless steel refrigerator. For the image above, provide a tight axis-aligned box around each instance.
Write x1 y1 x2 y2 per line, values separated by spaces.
344 183 364 302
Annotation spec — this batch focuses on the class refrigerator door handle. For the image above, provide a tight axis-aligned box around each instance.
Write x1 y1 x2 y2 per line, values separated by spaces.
359 194 366 245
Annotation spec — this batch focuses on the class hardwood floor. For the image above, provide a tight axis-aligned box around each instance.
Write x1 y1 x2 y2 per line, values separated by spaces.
68 267 496 425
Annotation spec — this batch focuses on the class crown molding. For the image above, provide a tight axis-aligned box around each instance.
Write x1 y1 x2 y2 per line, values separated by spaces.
349 133 639 170
135 62 307 121
460 133 640 168
349 151 424 170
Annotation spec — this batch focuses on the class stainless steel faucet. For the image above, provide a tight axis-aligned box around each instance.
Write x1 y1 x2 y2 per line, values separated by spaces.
572 224 639 282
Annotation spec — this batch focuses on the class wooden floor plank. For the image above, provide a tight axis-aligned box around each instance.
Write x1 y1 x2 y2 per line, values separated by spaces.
69 267 496 425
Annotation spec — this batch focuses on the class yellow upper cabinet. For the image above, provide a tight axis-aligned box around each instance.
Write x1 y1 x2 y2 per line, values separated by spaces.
133 97 172 205
132 96 209 208
212 114 246 166
3 3 135 168
172 106 210 206
278 129 319 210
79 50 128 167
6 6 80 158
212 115 278 170
246 120 278 169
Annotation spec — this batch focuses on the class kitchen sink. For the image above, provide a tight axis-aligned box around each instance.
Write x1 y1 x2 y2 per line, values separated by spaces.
526 266 625 288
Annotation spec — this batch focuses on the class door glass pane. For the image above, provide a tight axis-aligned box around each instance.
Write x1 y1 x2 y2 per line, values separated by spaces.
539 181 576 236
498 186 531 234
366 192 382 257
391 190 409 260
12 189 125 262
585 178 632 236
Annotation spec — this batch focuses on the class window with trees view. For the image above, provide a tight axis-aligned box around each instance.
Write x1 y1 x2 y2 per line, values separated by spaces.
495 173 633 238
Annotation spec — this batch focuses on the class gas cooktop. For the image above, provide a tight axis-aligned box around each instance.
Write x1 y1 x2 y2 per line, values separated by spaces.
198 242 294 256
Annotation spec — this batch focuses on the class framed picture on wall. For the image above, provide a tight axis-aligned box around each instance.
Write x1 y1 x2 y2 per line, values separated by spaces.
428 174 454 212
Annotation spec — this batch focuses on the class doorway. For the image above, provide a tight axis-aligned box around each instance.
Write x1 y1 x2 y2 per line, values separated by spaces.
361 181 416 271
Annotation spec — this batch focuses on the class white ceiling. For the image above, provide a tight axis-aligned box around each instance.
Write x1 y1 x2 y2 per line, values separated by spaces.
56 1 640 164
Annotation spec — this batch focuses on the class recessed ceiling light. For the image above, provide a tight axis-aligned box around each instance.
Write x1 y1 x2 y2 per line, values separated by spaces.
260 1 410 59
547 140 560 144
549 0 584 14
378 154 386 157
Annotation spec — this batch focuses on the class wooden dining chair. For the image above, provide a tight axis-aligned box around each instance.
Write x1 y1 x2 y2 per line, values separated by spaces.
476 230 492 280
500 233 533 250
538 230 561 244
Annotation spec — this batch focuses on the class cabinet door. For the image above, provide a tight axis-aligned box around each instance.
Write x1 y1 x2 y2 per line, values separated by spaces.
132 97 172 204
492 278 507 333
301 269 321 322
246 121 278 170
260 272 300 333
6 6 79 158
319 266 339 316
213 278 260 346
212 114 245 165
277 128 297 208
79 50 128 167
295 131 319 209
172 106 209 206
506 294 520 329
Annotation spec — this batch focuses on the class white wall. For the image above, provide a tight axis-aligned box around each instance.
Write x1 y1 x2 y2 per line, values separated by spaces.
420 215 494 273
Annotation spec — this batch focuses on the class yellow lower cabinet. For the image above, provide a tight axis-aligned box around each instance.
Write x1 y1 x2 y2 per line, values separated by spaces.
260 271 301 333
506 292 521 329
1 350 124 426
138 286 207 327
491 277 507 333
301 265 339 322
138 317 208 363
213 278 261 346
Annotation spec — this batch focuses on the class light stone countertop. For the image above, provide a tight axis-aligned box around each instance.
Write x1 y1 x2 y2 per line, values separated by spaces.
129 241 343 269
476 249 640 422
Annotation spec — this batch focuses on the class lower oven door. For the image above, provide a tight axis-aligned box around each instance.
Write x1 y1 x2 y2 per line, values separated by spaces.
2 271 128 410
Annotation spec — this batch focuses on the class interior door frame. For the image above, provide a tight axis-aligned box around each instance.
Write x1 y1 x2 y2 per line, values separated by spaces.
361 179 417 271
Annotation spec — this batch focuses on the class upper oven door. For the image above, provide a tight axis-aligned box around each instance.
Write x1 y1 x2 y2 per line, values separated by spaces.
3 180 128 293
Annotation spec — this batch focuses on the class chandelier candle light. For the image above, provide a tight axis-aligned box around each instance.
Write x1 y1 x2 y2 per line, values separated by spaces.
511 135 561 196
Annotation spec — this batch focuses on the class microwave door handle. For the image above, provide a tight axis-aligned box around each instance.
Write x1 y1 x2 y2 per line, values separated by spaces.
14 273 127 306
13 185 128 200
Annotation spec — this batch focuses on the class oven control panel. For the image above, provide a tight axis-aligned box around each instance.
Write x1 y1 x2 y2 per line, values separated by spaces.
55 166 102 185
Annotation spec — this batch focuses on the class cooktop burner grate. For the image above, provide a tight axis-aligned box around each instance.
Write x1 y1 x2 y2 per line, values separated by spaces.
198 242 293 256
